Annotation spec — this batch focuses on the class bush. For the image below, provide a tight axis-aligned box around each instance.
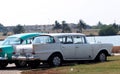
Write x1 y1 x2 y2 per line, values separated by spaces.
13 25 25 34
99 26 118 36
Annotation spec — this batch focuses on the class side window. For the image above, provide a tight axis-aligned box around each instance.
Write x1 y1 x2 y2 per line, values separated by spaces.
27 38 33 44
58 36 73 44
58 36 66 44
66 36 73 44
33 37 40 44
73 36 86 44
49 36 55 43
33 36 55 44
22 38 33 44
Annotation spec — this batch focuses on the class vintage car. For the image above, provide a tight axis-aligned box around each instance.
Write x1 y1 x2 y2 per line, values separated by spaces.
13 33 113 67
0 33 41 68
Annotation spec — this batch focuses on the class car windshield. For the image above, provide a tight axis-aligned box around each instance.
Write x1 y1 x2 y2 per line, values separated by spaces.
2 37 21 45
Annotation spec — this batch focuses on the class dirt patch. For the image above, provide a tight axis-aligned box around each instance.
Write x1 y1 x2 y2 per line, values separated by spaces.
22 68 64 74
0 64 22 74
0 70 21 74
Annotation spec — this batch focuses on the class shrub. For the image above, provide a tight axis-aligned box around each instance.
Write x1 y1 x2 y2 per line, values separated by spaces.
99 26 118 36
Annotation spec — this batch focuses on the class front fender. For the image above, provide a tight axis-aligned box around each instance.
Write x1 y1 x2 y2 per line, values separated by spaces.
0 45 14 60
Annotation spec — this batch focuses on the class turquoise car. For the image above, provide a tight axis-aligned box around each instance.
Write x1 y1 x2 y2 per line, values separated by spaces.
0 33 41 68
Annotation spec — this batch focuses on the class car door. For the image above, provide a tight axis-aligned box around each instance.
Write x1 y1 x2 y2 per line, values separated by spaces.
73 35 93 60
58 36 75 59
33 35 60 60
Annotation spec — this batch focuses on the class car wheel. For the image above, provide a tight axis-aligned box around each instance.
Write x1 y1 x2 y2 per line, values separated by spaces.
48 54 62 67
98 52 107 62
0 61 8 68
15 60 27 68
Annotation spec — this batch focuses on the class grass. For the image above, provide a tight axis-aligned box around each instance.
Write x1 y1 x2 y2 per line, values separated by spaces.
22 56 120 74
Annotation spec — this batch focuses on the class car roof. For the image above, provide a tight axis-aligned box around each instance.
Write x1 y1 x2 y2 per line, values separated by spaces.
44 33 85 36
7 33 42 40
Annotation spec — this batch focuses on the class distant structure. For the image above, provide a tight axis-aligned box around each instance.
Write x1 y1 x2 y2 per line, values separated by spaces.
6 24 95 35
6 23 78 33
6 24 54 33
23 24 54 33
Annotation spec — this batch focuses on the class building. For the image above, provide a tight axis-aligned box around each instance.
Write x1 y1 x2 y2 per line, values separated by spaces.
6 24 54 33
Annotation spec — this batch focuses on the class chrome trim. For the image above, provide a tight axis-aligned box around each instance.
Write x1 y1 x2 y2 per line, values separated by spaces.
0 57 7 60
12 55 39 60
0 53 8 60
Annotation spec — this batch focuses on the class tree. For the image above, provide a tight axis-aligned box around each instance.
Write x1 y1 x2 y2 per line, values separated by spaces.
13 24 25 34
92 21 107 29
0 23 8 32
53 20 62 33
0 23 8 35
112 22 119 31
98 21 103 26
99 25 118 36
97 21 103 28
61 21 71 33
77 20 87 33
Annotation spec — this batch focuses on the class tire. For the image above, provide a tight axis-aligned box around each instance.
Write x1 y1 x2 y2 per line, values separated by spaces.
15 60 27 68
28 61 40 68
48 54 62 67
0 61 8 68
97 52 107 62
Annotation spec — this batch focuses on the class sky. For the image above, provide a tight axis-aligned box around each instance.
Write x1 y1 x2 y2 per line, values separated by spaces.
0 0 120 26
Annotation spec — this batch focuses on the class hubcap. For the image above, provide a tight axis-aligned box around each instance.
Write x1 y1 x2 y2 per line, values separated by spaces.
19 61 26 66
53 56 61 66
100 53 106 62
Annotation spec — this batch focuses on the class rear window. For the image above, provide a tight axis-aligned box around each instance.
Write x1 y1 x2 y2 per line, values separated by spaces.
33 36 55 44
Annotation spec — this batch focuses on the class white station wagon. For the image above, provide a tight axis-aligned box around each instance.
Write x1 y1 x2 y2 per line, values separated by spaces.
12 33 113 67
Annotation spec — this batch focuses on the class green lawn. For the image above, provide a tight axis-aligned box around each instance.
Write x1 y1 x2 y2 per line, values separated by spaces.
22 56 120 74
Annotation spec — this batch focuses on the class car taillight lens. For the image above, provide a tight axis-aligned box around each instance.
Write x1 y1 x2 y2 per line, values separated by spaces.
13 52 16 54
0 49 2 53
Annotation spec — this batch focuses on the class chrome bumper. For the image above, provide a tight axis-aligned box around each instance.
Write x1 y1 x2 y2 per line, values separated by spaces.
0 54 8 60
0 57 7 60
12 55 40 60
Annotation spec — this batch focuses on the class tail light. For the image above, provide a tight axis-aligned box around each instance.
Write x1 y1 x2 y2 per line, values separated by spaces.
0 49 2 53
13 52 16 54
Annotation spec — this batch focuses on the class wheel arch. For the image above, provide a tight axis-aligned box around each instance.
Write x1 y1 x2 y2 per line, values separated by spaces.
98 49 109 56
47 52 63 61
95 49 109 60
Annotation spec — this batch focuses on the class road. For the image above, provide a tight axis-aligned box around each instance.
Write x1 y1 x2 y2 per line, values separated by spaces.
0 64 22 74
